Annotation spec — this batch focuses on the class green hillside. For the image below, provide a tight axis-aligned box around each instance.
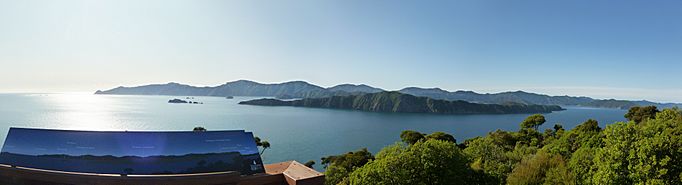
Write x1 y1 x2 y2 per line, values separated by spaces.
239 91 564 114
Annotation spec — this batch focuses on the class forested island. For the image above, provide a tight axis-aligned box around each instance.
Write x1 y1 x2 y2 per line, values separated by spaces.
320 106 682 184
238 91 564 114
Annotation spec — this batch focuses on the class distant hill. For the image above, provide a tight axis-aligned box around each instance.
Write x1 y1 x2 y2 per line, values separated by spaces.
398 87 681 109
579 99 682 110
328 84 384 93
239 91 564 114
96 80 329 97
578 99 638 109
398 88 594 105
96 80 682 109
95 80 383 98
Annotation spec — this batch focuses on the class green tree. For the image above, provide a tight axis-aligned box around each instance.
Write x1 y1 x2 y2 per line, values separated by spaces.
425 131 456 143
321 148 374 169
516 127 543 147
521 114 546 130
593 110 682 184
304 160 316 168
627 110 682 184
259 141 270 155
567 147 598 185
347 140 482 185
322 148 375 185
554 124 564 132
624 106 659 123
487 130 518 150
325 165 351 185
463 137 514 183
506 151 575 185
573 119 601 132
323 108 682 185
400 130 425 145
254 137 271 155
542 119 603 158
591 122 637 184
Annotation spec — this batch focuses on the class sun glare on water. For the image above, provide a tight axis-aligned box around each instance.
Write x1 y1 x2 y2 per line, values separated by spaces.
42 93 126 131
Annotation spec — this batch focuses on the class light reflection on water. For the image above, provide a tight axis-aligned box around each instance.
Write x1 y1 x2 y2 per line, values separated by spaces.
0 93 628 170
43 93 123 130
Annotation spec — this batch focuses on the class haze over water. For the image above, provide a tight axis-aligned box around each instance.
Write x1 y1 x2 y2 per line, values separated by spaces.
0 93 628 169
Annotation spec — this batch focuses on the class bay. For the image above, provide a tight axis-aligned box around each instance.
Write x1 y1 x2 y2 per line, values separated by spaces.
0 93 627 170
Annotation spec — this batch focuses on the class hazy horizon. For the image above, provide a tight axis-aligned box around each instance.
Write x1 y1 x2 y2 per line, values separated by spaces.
1 0 681 102
3 79 680 104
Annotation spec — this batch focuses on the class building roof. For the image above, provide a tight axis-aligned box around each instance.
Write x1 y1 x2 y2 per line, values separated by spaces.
266 161 324 181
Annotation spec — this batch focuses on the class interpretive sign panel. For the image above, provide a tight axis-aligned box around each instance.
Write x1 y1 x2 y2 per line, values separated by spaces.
0 128 264 175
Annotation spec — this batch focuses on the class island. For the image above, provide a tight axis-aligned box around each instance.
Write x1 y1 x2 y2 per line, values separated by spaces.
238 91 564 114
168 99 189 103
168 99 203 104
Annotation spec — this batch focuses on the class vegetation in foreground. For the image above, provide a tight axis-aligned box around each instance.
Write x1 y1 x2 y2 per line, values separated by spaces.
321 106 682 185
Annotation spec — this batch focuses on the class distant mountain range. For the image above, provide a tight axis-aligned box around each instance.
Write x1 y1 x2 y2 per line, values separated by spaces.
95 80 681 109
328 84 384 93
239 91 564 114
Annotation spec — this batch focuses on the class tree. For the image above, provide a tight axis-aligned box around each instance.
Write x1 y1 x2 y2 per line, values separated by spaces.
593 111 682 184
321 148 374 169
517 127 543 147
254 137 271 155
400 130 425 145
322 148 375 185
624 106 659 123
425 131 456 143
592 122 640 184
574 119 601 132
506 151 575 185
259 141 270 155
303 160 316 168
193 126 206 132
553 124 564 132
325 164 351 185
542 119 603 158
323 108 682 185
521 114 546 130
463 137 515 183
347 140 480 185
655 107 682 121
567 147 598 185
487 130 518 150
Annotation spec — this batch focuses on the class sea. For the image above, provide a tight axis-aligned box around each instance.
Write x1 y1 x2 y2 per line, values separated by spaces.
0 93 627 170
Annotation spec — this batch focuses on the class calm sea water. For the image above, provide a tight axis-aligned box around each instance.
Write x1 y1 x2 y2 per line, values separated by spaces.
0 93 627 170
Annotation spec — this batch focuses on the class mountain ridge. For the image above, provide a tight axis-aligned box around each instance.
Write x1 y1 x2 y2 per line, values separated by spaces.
238 91 565 114
95 80 681 109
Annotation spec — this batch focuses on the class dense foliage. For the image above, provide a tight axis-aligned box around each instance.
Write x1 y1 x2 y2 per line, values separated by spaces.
322 106 682 185
322 148 375 185
400 130 456 145
624 105 659 123
347 140 475 185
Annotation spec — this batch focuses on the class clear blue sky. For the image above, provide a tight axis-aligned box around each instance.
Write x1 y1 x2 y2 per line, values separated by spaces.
1 0 681 102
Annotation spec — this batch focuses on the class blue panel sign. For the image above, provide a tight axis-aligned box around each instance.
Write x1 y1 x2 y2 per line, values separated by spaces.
0 128 265 175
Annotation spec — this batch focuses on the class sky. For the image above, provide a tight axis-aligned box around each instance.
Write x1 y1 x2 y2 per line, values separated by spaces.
1 0 681 102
